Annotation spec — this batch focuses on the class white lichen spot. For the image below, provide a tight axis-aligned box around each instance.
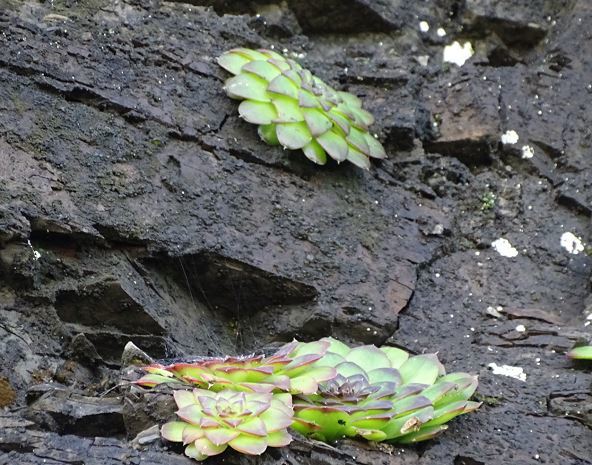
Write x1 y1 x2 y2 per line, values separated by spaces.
436 27 446 37
560 232 584 254
491 238 519 257
515 324 526 332
443 41 474 67
419 21 430 32
27 240 41 261
488 362 527 382
416 55 429 67
521 145 534 159
501 130 519 144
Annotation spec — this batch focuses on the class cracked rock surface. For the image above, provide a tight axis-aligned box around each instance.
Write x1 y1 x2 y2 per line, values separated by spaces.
0 0 591 464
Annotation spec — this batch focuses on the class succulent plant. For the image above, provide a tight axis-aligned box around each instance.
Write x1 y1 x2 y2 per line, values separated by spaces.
291 337 480 443
137 340 336 394
161 388 293 461
567 345 592 360
217 48 386 169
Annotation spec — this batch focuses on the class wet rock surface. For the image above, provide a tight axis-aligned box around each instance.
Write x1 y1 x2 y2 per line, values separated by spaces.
0 1 591 465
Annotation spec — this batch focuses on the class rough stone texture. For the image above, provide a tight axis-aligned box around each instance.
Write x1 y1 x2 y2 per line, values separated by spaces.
0 0 591 465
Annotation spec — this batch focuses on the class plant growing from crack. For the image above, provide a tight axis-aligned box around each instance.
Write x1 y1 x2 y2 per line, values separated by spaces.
137 337 480 461
217 48 386 169
567 345 592 360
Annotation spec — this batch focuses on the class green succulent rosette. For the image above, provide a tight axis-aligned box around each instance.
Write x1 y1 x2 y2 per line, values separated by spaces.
291 337 481 443
217 48 386 169
136 340 336 395
161 389 293 461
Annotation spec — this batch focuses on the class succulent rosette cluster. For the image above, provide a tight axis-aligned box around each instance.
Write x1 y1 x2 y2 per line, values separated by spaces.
136 339 336 395
291 338 481 443
161 389 293 461
217 47 386 169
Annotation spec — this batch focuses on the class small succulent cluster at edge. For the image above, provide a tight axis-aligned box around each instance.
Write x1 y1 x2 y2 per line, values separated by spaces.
217 48 386 169
137 338 480 462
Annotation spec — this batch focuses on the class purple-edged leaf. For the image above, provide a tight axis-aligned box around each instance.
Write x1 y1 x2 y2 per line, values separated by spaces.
266 430 293 447
238 100 277 125
267 74 299 99
282 69 302 86
236 417 267 436
398 425 448 444
272 95 304 123
161 421 186 442
276 122 312 150
203 427 240 446
285 353 323 372
272 393 293 409
433 373 478 407
399 354 443 385
317 130 348 162
259 407 294 432
345 345 391 372
192 437 227 456
346 145 371 170
200 417 219 428
367 368 402 385
223 73 270 102
303 108 333 137
422 400 480 428
173 390 197 409
223 417 242 428
241 60 282 81
346 126 370 155
197 396 217 416
393 395 432 417
267 58 291 72
288 375 318 395
380 346 409 368
364 133 386 159
135 373 176 387
327 109 351 135
291 340 330 358
184 443 208 461
234 48 271 62
393 383 427 401
315 351 345 368
568 345 592 360
177 404 204 425
298 89 320 108
217 52 251 75
303 140 328 165
258 124 280 146
182 424 205 444
229 434 268 455
337 91 362 108
244 400 270 417
420 381 456 403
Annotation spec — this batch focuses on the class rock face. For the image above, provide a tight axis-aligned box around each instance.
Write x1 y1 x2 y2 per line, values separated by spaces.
0 1 591 465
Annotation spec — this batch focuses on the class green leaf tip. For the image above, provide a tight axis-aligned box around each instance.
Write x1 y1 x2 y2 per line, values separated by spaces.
217 48 386 169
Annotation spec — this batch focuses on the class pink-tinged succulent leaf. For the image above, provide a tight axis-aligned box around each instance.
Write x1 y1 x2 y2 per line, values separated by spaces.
345 346 391 372
196 396 217 416
422 400 477 428
399 354 443 385
276 122 312 150
177 405 206 424
272 95 304 123
367 368 402 385
241 60 283 81
393 383 427 401
321 337 351 357
223 72 270 102
380 347 409 369
334 361 366 378
392 395 433 417
182 424 205 444
238 100 277 125
135 373 176 387
161 421 187 442
284 353 323 372
222 417 242 428
243 400 270 417
298 89 320 108
302 139 328 165
288 375 319 395
173 390 197 409
228 434 268 455
568 345 592 360
203 427 240 446
267 74 299 99
266 429 293 447
419 381 456 403
346 126 371 156
303 107 333 137
236 416 267 436
316 129 348 162
290 340 331 358
267 58 291 72
192 437 227 457
199 417 219 428
259 407 294 432
346 145 371 170
184 443 209 461
398 424 448 444
326 109 351 135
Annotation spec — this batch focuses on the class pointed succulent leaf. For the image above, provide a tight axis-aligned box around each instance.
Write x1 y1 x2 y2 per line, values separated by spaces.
334 361 366 378
135 373 176 387
392 395 433 417
266 430 293 447
276 122 312 150
241 60 283 81
380 347 409 368
258 124 280 145
228 434 268 455
345 346 392 372
346 145 371 170
184 443 208 461
397 425 448 444
303 107 333 137
203 427 240 446
161 421 187 442
365 133 387 159
381 406 435 439
268 74 300 99
238 100 277 125
236 417 267 436
272 95 304 123
217 52 251 75
367 368 402 385
567 345 592 360
182 424 205 444
316 129 348 162
303 140 328 165
224 73 270 102
398 354 443 385
173 390 197 409
192 437 227 457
